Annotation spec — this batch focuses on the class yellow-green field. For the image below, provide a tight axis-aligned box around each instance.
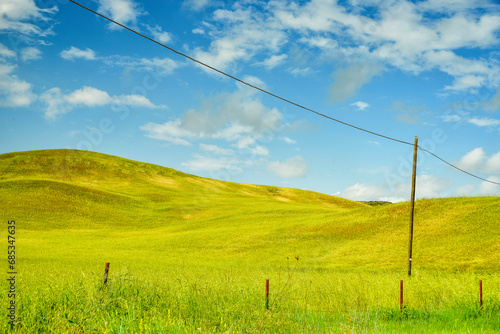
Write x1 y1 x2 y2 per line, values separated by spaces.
0 149 499 333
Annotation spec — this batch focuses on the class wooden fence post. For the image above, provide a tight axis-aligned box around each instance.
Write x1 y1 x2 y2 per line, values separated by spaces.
103 263 110 288
266 279 269 310
400 280 404 312
479 280 483 310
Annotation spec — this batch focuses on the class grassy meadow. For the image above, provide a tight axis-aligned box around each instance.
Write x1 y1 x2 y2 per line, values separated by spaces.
0 149 499 333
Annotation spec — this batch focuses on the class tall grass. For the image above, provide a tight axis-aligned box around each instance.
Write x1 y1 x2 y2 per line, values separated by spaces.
1 261 499 333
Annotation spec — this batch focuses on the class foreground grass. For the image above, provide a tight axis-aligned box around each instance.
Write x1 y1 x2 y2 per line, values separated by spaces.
1 263 499 333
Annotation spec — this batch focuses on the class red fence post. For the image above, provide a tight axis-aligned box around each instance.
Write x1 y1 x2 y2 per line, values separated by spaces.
266 279 269 310
400 280 403 312
479 280 483 310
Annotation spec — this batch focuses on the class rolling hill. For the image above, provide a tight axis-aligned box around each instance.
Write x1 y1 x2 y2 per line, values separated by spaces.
1 149 498 271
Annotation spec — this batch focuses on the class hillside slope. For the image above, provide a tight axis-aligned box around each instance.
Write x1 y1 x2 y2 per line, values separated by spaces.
1 149 498 271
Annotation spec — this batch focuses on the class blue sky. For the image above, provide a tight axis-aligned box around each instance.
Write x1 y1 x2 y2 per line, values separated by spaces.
1 0 500 202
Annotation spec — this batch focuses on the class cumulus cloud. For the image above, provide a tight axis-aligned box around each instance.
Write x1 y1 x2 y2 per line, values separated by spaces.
200 143 234 156
199 0 500 96
0 0 57 36
21 47 41 61
457 148 500 174
350 101 369 111
336 183 385 202
478 176 500 195
98 0 143 29
60 47 97 61
182 154 242 172
267 155 307 179
329 63 383 102
390 101 429 124
141 80 283 150
192 7 287 72
146 25 173 44
441 112 500 128
415 174 453 198
106 56 181 76
60 47 182 76
467 117 500 127
41 86 164 120
337 173 452 202
183 0 212 11
485 88 500 112
256 54 288 69
445 74 486 91
0 43 16 59
0 64 35 107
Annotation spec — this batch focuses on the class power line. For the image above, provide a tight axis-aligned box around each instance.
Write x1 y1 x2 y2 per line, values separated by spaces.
417 146 499 185
68 0 500 186
68 0 413 146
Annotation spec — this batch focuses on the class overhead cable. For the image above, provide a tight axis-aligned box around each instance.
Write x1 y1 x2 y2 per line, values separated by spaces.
68 0 500 186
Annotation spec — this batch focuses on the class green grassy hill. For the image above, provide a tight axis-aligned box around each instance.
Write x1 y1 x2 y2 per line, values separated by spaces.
1 149 499 271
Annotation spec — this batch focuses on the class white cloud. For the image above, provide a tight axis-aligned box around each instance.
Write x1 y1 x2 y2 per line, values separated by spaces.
60 48 181 76
467 117 500 127
140 120 192 146
267 155 306 179
181 0 500 97
60 47 97 61
0 43 16 59
288 67 314 77
329 63 383 102
107 56 180 75
192 28 205 34
146 25 172 44
445 75 486 91
200 143 234 155
98 0 142 28
390 101 428 124
0 0 57 36
270 1 500 93
453 184 476 196
337 173 452 202
257 54 287 69
192 7 287 72
65 87 112 106
415 174 453 198
441 112 500 128
141 80 284 148
183 0 212 11
478 176 500 195
350 101 369 111
114 94 159 108
250 145 269 156
485 88 500 111
0 64 35 107
182 154 242 172
457 148 500 174
21 47 41 61
336 183 384 202
40 87 69 119
41 86 164 120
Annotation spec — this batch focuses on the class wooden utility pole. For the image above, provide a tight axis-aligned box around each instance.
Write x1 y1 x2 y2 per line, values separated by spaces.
407 136 418 277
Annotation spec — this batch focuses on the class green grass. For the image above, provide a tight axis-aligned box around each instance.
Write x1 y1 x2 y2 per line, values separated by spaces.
0 149 499 333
